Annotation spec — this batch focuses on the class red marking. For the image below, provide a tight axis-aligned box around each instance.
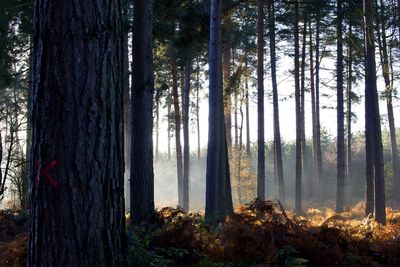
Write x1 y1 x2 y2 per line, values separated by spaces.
35 160 60 188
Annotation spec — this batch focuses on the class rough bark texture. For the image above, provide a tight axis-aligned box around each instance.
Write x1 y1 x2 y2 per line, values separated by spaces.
364 0 386 224
205 0 233 224
182 60 191 212
257 0 265 200
336 0 346 213
267 0 285 204
131 0 155 225
171 58 184 209
294 0 302 214
28 0 126 265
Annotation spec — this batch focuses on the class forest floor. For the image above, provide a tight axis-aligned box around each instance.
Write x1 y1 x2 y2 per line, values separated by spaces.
1 199 400 267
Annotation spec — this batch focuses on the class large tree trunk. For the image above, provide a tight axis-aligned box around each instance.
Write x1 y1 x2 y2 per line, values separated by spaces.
131 0 155 225
257 0 265 200
267 0 285 205
377 0 400 202
171 58 184 209
364 0 386 224
182 60 191 212
336 0 346 213
205 0 233 224
294 0 303 214
28 0 126 265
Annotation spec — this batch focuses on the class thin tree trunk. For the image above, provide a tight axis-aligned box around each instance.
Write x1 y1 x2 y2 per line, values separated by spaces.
196 60 201 159
245 60 251 157
237 91 244 205
29 0 126 265
268 0 285 204
378 0 400 202
346 20 353 207
257 0 265 200
182 60 191 212
168 87 172 160
171 58 184 209
364 0 386 224
294 0 303 214
123 28 131 212
336 0 346 213
155 95 160 163
224 16 232 151
300 18 307 195
205 0 233 224
309 20 317 202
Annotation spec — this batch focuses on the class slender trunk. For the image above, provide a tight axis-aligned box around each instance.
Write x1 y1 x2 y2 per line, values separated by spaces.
268 0 285 204
167 88 172 160
300 18 307 195
245 61 251 156
224 16 232 151
234 84 239 147
346 21 353 207
378 0 400 202
310 20 317 202
155 96 160 163
205 0 233 224
182 60 191 212
237 91 244 205
196 60 201 159
29 0 126 264
315 12 323 203
364 0 386 224
257 0 265 200
336 0 346 213
171 58 184 209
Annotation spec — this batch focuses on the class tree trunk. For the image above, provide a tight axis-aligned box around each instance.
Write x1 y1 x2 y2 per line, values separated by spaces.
294 0 303 214
267 0 285 205
205 0 233 224
257 0 265 200
28 0 126 265
309 20 317 202
346 20 353 207
245 60 251 157
167 87 172 160
182 60 191 212
300 18 308 199
123 28 131 212
171 58 184 209
155 95 160 163
131 0 155 225
378 0 400 202
315 11 323 203
223 16 232 151
336 0 346 213
196 60 201 159
364 0 386 224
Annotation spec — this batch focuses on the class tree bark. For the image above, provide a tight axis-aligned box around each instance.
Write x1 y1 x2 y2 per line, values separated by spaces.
257 0 265 200
336 0 346 213
205 0 233 224
294 0 303 214
171 58 184 209
182 60 191 212
364 0 386 224
28 0 126 265
131 0 155 225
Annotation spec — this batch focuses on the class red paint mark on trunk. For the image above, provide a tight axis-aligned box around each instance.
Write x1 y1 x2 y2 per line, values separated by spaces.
35 160 60 188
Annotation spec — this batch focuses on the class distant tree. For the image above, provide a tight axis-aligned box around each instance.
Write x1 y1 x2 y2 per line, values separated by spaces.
131 0 155 225
205 0 233 224
28 0 126 265
257 0 265 200
363 0 386 224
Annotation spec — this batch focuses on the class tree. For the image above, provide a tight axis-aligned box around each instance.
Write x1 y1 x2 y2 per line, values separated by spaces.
28 0 126 265
336 0 346 213
205 0 233 224
363 0 386 224
131 0 155 225
257 0 265 200
294 0 303 214
267 0 285 204
182 60 191 212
